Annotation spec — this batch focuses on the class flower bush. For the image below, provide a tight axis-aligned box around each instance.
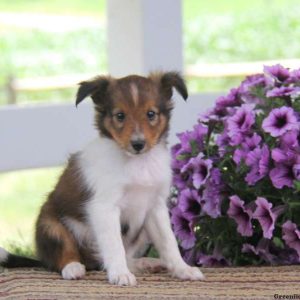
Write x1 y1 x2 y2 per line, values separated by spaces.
170 64 300 267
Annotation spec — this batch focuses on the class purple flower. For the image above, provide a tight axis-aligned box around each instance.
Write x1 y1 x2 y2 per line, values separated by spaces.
177 157 197 189
266 86 300 98
216 132 231 156
287 69 300 84
200 168 224 218
275 248 300 265
198 247 230 267
262 106 299 137
215 88 242 110
269 151 300 188
253 197 286 239
172 156 189 190
282 221 300 258
177 189 201 220
293 164 300 180
239 74 266 104
182 248 202 266
233 133 262 165
242 239 277 264
270 164 295 188
176 132 193 153
201 183 222 219
176 124 207 154
227 104 255 145
227 195 253 237
270 138 300 188
182 154 212 189
171 207 196 250
280 130 300 151
245 144 270 185
264 64 290 86
272 147 298 165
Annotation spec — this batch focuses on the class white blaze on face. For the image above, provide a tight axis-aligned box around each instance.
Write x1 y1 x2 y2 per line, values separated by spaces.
130 83 139 106
131 124 145 141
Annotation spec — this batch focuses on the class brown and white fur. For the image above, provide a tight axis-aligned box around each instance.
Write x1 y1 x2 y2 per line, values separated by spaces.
0 72 204 285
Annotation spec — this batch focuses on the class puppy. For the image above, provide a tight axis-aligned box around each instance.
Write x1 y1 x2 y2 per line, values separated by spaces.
0 72 204 285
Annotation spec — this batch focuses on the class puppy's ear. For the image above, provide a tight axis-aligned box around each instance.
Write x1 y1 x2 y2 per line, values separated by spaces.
76 76 111 106
152 71 188 101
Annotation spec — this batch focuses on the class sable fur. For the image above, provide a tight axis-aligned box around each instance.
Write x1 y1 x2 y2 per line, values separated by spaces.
0 72 205 286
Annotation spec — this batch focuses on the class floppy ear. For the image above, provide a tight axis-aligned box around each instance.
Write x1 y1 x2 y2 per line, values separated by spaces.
159 71 188 100
75 76 110 106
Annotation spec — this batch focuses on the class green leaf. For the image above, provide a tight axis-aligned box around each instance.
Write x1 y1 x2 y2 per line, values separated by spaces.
293 180 300 192
176 154 190 161
272 237 284 249
190 140 200 157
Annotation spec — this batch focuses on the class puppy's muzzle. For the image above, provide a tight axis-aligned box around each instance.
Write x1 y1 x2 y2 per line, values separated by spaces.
131 140 145 153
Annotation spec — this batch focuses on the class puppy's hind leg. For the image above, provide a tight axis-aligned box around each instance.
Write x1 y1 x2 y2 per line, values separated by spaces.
36 216 86 280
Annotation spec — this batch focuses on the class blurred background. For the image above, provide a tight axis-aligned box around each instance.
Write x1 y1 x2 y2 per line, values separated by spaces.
1 0 300 255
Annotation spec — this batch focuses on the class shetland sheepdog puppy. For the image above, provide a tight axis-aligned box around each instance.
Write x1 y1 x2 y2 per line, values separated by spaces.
0 72 204 285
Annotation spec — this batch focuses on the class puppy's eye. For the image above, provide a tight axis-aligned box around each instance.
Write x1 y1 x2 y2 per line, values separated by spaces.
115 112 125 122
147 111 157 121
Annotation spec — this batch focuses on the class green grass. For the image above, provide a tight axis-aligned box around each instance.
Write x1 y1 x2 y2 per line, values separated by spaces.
0 0 105 16
1 0 300 254
0 0 300 105
0 167 62 254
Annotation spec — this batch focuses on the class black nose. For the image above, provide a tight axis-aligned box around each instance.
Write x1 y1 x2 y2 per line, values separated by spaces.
131 140 145 152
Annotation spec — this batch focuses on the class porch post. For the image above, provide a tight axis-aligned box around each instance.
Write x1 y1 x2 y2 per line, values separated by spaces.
107 0 183 77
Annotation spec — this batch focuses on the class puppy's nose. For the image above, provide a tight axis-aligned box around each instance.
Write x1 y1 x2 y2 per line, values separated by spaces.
131 140 145 152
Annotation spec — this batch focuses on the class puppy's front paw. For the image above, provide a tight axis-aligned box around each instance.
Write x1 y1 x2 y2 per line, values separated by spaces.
173 266 205 281
61 262 86 280
108 271 137 286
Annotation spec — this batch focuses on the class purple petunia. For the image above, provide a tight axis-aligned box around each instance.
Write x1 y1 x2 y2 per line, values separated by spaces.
200 168 224 218
266 86 300 98
181 154 212 189
269 150 300 188
227 195 254 237
280 130 300 151
215 88 242 111
233 133 262 165
245 144 270 185
282 221 300 259
227 104 256 145
171 64 300 267
264 64 290 86
253 197 286 239
239 74 266 104
198 247 231 267
269 164 294 189
262 106 299 137
171 207 196 250
242 239 277 264
176 123 208 154
177 189 201 220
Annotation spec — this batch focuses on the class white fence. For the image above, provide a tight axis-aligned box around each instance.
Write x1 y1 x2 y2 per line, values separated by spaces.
0 93 219 172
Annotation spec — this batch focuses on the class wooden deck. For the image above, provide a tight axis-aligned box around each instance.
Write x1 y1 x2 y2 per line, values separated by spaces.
1 265 299 299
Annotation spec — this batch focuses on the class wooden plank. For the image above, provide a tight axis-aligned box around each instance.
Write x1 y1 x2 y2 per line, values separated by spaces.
186 59 300 78
0 93 219 172
8 59 300 95
0 102 96 172
12 74 95 91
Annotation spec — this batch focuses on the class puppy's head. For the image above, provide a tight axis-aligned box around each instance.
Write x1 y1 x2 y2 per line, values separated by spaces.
76 72 187 155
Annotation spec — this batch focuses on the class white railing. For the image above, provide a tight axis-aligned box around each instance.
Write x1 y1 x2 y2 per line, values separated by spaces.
0 93 219 172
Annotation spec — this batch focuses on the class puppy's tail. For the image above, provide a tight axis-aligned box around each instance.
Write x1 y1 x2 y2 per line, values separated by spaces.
0 246 43 268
